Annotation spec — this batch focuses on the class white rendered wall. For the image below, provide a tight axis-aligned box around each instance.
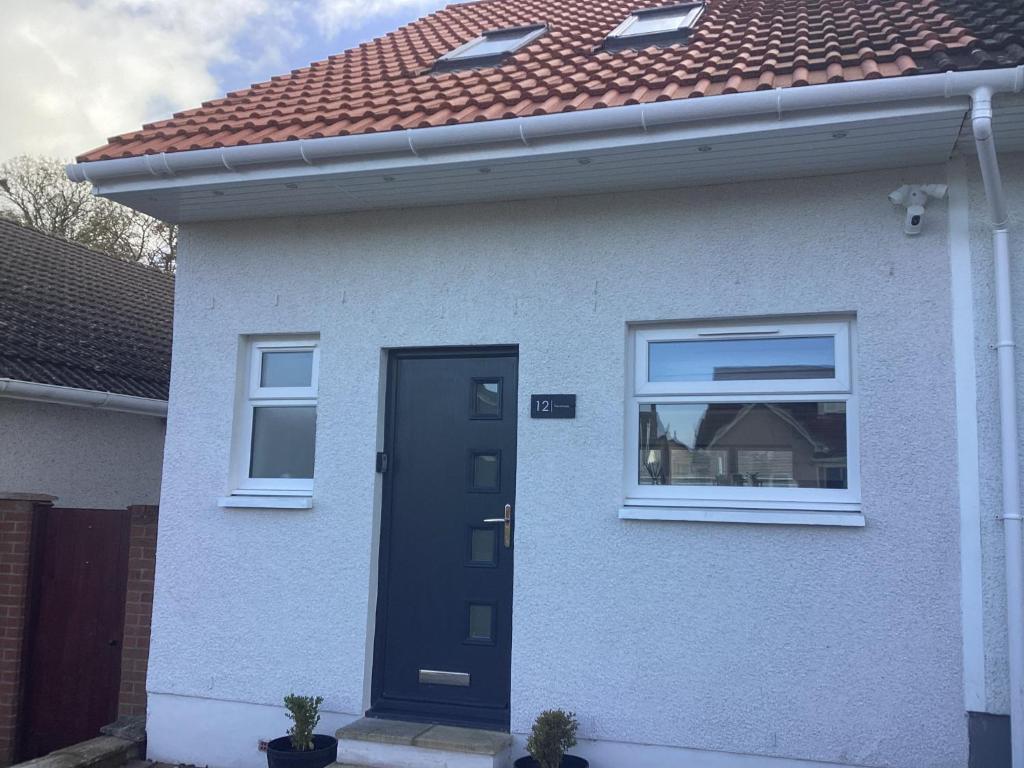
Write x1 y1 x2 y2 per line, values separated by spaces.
151 165 967 768
0 397 165 507
966 150 1024 717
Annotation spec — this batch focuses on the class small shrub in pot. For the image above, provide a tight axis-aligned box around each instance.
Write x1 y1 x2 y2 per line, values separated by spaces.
266 695 338 768
514 710 588 768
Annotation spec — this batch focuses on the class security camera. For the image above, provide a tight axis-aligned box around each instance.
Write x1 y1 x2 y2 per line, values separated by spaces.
905 203 926 235
889 184 947 235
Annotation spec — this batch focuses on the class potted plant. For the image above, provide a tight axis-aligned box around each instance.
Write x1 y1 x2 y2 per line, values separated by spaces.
514 709 588 768
266 694 338 768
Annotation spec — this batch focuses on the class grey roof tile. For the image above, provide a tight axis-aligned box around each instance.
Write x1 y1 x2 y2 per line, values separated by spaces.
0 218 173 401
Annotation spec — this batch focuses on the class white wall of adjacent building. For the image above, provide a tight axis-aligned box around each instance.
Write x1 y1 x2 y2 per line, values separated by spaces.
148 160 1005 768
0 397 166 508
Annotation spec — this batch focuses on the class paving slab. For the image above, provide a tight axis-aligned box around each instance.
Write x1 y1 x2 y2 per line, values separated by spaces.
336 718 433 746
411 725 511 755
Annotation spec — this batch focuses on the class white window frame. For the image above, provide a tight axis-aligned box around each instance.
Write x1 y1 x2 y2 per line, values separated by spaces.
634 320 851 396
229 337 320 496
623 317 861 522
608 2 705 41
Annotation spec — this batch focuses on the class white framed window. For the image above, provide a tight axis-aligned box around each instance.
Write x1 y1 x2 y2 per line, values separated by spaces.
623 317 861 525
434 25 547 72
606 3 705 49
227 337 320 499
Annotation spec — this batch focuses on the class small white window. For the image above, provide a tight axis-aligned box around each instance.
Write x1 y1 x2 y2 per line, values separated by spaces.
624 318 860 522
229 337 319 496
434 25 547 72
606 3 704 49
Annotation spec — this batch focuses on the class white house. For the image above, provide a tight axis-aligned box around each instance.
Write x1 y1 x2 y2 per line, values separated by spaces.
66 1 1024 767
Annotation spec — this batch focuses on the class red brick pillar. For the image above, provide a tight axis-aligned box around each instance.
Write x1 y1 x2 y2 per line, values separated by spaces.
118 505 158 718
0 494 54 767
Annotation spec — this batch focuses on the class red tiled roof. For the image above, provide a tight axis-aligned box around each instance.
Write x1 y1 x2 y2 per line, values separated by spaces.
78 0 1024 162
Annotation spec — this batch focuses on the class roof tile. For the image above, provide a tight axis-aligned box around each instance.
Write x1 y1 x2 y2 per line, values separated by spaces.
0 219 173 400
77 0 1024 162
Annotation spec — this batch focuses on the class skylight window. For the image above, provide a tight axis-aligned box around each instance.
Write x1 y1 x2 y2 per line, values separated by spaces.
606 2 705 50
434 24 547 72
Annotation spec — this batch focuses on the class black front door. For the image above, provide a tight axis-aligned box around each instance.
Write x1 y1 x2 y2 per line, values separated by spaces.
370 346 517 729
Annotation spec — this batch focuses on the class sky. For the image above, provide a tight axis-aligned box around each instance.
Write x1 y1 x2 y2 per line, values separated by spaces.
0 0 450 162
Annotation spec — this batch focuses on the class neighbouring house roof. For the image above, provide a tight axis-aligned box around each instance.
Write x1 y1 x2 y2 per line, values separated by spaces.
77 0 1024 163
0 218 174 401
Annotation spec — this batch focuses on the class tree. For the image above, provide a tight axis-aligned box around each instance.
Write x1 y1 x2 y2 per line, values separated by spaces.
0 156 176 273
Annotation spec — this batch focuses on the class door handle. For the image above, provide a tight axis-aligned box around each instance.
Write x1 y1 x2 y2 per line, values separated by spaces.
483 504 512 548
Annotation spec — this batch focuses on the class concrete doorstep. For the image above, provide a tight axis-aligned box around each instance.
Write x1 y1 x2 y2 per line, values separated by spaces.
335 718 513 768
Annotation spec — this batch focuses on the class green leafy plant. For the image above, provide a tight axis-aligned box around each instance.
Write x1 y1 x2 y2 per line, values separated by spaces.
283 694 323 751
526 709 578 768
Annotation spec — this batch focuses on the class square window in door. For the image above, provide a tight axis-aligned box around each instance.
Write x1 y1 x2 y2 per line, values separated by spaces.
469 451 501 492
467 603 496 644
468 527 497 566
471 378 502 419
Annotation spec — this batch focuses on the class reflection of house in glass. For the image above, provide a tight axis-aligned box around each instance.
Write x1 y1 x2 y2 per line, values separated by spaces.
639 402 847 488
711 363 835 380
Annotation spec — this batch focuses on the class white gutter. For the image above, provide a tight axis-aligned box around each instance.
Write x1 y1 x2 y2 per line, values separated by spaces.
66 67 1024 192
0 378 167 417
971 87 1024 767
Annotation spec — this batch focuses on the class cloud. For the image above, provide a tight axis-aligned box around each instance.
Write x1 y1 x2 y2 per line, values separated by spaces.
314 0 445 37
0 0 317 161
0 0 443 162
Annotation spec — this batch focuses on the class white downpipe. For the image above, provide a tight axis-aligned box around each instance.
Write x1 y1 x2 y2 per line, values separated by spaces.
972 86 1024 767
0 378 167 417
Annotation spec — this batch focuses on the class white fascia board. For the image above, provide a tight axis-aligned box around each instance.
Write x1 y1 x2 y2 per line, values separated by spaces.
67 67 1023 196
0 378 167 417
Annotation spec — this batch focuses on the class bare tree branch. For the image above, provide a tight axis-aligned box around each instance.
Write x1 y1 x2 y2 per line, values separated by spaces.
0 155 176 273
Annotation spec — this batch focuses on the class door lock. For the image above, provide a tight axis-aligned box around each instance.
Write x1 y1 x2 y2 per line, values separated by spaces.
483 504 513 548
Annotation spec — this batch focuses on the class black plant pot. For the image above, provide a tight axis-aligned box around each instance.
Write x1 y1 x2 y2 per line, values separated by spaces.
514 756 589 768
266 735 337 768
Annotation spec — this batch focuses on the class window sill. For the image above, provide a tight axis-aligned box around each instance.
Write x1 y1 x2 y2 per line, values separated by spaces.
618 505 865 527
217 495 313 510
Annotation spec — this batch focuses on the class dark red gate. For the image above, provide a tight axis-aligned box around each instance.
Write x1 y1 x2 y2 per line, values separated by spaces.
18 507 130 759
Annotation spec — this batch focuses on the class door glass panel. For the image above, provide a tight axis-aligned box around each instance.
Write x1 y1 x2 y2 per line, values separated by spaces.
472 379 501 417
470 528 496 564
261 350 314 387
638 402 846 488
468 604 493 642
250 406 317 478
471 452 500 491
649 336 835 383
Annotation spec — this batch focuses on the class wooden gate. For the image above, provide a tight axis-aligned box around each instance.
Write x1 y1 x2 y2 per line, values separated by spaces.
18 508 130 760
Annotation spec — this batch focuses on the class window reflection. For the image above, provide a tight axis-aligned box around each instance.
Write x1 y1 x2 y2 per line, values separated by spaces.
649 336 835 383
638 402 846 488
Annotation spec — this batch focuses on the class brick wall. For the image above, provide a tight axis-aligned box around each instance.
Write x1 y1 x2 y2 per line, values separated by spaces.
118 505 158 718
0 495 53 768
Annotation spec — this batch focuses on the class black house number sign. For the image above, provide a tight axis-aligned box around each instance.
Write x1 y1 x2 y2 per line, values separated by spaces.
531 394 576 419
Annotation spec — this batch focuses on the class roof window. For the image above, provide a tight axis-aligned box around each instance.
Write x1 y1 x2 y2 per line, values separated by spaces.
434 24 547 72
605 2 705 50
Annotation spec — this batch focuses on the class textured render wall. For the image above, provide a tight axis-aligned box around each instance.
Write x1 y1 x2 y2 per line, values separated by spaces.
154 165 965 768
0 398 165 508
967 150 1024 716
